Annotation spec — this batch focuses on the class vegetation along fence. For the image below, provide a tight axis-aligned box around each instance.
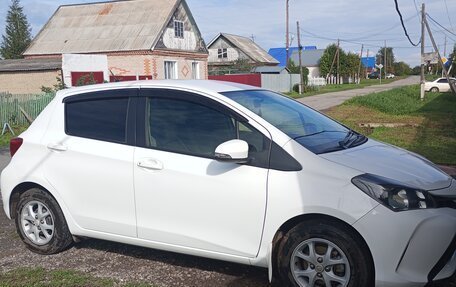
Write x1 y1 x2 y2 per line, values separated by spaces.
0 92 55 126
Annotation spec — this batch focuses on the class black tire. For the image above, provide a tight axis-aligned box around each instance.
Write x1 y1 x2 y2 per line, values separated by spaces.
430 87 439 93
277 220 374 287
15 188 73 254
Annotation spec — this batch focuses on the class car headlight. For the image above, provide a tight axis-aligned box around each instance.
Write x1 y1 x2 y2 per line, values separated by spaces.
351 174 435 211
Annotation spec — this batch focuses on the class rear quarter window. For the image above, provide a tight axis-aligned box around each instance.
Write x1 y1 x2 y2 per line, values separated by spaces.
65 97 129 143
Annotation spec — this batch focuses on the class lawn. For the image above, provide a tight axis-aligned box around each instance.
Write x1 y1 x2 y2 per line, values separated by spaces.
0 268 153 287
286 76 405 99
325 85 456 165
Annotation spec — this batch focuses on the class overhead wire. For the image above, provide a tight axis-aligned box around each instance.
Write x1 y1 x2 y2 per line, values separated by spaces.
443 0 455 33
393 0 421 46
426 13 456 38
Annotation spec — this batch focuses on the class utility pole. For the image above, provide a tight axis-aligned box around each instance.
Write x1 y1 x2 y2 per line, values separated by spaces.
420 3 426 100
326 41 339 82
366 49 369 79
250 34 255 42
285 0 290 67
384 40 387 79
424 12 456 95
337 39 340 84
357 44 364 84
297 21 304 94
442 35 447 77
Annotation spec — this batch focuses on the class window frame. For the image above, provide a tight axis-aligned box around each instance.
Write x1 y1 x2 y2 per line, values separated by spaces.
191 61 200 79
217 48 228 59
164 60 178 79
63 89 138 146
174 20 184 38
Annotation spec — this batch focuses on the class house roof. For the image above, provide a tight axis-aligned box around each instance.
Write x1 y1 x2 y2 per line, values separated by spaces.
208 33 279 65
251 66 290 73
290 49 325 67
23 0 182 56
0 58 62 72
268 46 317 67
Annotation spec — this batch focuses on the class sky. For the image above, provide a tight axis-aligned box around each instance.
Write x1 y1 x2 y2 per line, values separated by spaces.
0 0 455 66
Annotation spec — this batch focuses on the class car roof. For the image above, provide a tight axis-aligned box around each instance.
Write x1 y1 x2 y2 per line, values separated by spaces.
56 80 259 99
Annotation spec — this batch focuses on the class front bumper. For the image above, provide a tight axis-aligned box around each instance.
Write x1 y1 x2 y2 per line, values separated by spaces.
353 204 456 287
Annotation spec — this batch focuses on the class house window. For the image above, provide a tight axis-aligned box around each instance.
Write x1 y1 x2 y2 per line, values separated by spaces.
174 20 184 38
192 62 200 79
164 61 177 79
218 48 228 59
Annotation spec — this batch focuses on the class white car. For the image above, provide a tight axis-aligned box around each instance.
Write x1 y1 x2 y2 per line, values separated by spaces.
425 77 456 92
1 81 456 287
386 73 395 79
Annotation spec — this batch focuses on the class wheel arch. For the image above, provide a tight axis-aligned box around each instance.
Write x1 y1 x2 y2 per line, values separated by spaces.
9 182 59 219
270 213 375 283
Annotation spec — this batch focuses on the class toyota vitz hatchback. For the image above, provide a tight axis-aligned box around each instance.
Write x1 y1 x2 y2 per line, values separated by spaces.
1 80 456 287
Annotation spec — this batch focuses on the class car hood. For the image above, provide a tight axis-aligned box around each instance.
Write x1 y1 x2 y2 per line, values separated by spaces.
320 140 453 191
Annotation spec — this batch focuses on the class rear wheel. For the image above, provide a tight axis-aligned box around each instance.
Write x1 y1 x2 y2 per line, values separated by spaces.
15 188 73 254
430 87 439 93
277 220 373 287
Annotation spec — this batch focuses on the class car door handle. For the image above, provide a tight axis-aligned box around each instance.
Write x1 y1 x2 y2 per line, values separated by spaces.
47 143 67 152
137 159 163 171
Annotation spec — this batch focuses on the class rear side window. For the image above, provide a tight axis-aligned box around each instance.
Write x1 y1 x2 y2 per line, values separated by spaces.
65 98 129 143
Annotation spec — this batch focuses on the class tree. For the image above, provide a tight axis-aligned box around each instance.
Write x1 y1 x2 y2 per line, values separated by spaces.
0 0 32 59
449 44 456 77
319 43 339 77
341 52 361 78
376 47 395 73
393 61 411 76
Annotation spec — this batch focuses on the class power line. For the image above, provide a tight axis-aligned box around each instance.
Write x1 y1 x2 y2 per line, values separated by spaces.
393 0 421 46
443 0 455 33
427 13 456 38
426 17 456 42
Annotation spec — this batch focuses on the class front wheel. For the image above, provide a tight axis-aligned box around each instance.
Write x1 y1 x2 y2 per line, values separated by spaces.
430 87 439 93
277 220 374 287
15 188 73 254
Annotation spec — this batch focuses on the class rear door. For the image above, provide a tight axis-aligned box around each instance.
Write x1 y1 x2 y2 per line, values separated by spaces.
133 88 270 257
43 89 138 237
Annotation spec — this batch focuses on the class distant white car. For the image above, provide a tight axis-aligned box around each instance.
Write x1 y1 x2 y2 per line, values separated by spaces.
425 77 456 92
386 73 395 79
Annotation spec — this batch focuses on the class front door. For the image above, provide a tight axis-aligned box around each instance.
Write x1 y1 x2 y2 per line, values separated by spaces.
134 89 270 257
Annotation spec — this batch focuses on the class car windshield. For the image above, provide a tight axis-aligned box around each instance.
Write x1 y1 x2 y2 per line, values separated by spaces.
222 90 367 154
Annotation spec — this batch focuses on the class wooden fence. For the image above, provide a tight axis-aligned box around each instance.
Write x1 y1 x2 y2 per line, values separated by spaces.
0 92 55 126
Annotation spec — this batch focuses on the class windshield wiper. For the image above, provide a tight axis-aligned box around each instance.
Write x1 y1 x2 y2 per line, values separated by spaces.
339 130 366 148
294 130 345 140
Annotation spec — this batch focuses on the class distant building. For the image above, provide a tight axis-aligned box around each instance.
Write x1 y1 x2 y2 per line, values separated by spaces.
251 66 290 74
289 49 325 78
361 57 376 74
0 58 62 94
268 46 317 67
20 0 208 87
207 33 278 74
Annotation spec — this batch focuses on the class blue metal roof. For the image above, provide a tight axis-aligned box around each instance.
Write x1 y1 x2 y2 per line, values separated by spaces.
361 57 376 68
269 46 317 67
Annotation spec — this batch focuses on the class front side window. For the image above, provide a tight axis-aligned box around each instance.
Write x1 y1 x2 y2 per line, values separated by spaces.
164 61 177 79
65 97 129 143
145 96 270 166
223 90 367 154
218 48 228 59
437 79 448 83
174 20 184 38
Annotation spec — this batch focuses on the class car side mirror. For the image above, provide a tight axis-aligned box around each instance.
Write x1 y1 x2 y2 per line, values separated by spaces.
214 139 249 163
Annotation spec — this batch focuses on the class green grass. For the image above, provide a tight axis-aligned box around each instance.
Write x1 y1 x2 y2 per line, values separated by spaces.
0 125 28 147
326 85 456 165
286 76 405 99
0 268 154 287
